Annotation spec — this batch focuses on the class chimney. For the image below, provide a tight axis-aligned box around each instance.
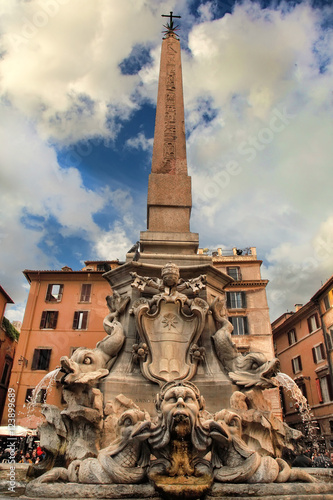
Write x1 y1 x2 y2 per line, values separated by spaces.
295 304 303 312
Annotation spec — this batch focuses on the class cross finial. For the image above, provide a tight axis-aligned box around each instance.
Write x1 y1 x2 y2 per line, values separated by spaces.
161 11 181 36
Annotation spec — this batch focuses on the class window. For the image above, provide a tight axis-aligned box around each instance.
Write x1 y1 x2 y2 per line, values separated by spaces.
292 355 302 374
288 329 297 345
312 343 326 364
80 284 92 302
31 349 51 370
323 295 330 311
45 284 63 302
228 316 249 335
97 263 110 272
25 388 46 404
0 360 11 386
40 311 58 329
73 311 88 330
25 388 33 403
307 314 319 333
327 329 333 350
319 375 333 403
226 267 242 281
297 382 308 400
330 421 333 433
227 292 246 309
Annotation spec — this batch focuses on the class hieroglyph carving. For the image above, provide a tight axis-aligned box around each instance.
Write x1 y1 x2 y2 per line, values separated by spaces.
163 37 177 172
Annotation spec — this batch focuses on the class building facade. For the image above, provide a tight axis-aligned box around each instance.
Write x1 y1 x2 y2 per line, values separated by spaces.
2 261 119 427
0 285 19 421
272 275 333 452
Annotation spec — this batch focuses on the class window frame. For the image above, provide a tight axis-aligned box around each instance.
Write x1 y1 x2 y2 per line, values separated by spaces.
226 291 246 309
327 329 333 350
72 311 89 330
228 316 249 335
40 310 58 329
307 314 319 333
226 267 242 281
45 284 63 302
312 343 326 364
0 359 12 386
31 348 52 371
292 355 302 374
319 375 333 403
80 284 92 303
323 295 330 311
288 329 297 346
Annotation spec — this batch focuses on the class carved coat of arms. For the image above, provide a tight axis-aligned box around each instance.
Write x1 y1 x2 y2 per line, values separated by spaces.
130 263 209 385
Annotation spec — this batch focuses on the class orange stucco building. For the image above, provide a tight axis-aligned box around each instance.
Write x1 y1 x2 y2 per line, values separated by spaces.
272 275 333 452
3 261 119 427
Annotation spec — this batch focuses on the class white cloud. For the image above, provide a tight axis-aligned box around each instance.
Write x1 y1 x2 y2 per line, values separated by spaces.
0 103 133 319
126 132 153 151
182 1 333 320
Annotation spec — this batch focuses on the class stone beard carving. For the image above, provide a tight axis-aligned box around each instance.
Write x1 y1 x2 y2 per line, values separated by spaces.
211 296 280 388
130 263 208 384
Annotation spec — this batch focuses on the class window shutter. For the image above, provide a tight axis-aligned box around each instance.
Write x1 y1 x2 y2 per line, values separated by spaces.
45 285 52 302
327 332 333 350
80 284 92 302
31 350 39 370
244 316 249 335
50 311 58 329
312 347 317 363
316 378 323 403
291 359 295 374
40 311 47 329
315 314 319 329
241 292 247 308
226 293 231 308
81 312 88 330
298 356 302 371
307 317 312 333
320 343 326 360
58 285 64 301
73 312 79 329
41 349 51 370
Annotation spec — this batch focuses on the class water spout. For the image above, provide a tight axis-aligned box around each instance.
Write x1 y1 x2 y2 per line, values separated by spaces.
24 368 61 410
275 372 319 446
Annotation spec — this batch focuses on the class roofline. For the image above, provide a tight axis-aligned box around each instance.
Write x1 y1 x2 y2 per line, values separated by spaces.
272 301 315 334
213 259 263 266
23 269 110 284
84 260 119 264
311 275 333 302
0 285 14 304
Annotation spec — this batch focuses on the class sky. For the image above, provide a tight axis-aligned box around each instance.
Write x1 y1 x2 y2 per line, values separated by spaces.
0 0 333 324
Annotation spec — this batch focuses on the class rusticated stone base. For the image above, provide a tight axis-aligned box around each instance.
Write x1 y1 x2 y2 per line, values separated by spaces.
23 480 333 500
208 481 333 499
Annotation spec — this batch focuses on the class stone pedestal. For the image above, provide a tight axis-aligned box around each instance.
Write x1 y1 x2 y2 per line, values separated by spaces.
101 261 233 414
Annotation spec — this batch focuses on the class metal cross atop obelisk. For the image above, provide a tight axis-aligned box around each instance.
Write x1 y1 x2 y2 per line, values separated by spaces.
161 11 181 33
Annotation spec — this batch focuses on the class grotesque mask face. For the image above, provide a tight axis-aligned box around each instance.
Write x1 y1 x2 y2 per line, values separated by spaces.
160 385 201 438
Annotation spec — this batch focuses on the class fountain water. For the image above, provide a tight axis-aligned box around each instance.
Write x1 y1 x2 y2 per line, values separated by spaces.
22 368 61 427
275 372 319 447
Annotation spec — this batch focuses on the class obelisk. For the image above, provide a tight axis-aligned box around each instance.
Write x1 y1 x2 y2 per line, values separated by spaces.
138 13 208 264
